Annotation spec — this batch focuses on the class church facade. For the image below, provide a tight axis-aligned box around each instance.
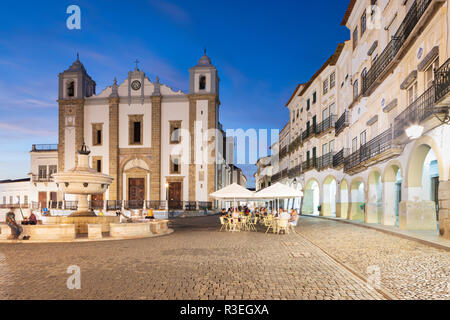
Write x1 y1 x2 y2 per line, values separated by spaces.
57 53 227 207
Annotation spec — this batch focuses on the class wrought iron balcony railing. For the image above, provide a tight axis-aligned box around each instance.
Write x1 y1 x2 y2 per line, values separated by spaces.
271 172 281 183
335 111 350 136
362 0 432 96
345 128 396 172
31 144 58 152
317 153 334 171
89 200 104 210
124 200 144 210
333 148 350 168
316 115 337 135
435 57 450 103
302 158 317 173
106 200 122 211
302 125 315 141
146 201 166 210
279 146 288 160
198 202 213 211
64 201 78 210
288 165 302 178
289 135 302 154
393 84 448 139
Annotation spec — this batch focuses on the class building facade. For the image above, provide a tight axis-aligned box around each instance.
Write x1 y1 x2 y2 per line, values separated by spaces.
267 0 450 238
1 52 239 214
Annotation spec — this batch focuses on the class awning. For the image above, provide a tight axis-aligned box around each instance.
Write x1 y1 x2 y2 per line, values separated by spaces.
253 183 303 200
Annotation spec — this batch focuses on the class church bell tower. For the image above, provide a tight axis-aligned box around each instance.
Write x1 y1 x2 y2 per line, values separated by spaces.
57 54 96 173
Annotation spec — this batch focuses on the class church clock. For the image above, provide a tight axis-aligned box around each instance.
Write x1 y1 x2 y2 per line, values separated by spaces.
131 80 141 91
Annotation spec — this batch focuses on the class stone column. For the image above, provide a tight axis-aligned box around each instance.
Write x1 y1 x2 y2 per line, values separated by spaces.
349 184 365 221
108 97 120 200
366 184 380 224
438 180 450 238
150 96 162 201
188 97 197 201
207 96 217 205
382 181 397 226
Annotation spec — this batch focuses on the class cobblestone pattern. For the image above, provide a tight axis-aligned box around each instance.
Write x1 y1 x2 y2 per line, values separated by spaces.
295 217 450 300
0 216 383 300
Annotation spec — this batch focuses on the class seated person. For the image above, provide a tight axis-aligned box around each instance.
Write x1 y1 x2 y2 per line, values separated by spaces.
21 217 29 225
145 209 155 220
29 212 38 225
289 210 299 226
279 210 291 221
221 209 227 217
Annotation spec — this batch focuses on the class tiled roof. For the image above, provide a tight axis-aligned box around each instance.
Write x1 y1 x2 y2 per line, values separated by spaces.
285 83 305 107
341 0 357 26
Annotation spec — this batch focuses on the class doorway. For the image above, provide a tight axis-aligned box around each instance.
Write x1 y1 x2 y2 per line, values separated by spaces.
129 178 145 200
168 182 182 210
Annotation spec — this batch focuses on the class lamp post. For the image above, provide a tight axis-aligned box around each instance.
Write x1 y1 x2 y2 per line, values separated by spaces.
165 182 169 211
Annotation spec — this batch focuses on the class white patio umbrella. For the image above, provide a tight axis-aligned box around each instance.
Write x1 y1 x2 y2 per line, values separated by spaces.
210 183 255 209
253 183 303 211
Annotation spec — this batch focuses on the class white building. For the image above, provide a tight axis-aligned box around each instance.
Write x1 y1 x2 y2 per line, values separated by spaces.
1 52 241 214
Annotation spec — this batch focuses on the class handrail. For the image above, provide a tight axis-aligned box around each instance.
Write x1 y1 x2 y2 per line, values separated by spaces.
362 0 432 95
435 57 450 103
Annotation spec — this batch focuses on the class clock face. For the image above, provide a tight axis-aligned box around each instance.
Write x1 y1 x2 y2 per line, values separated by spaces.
131 80 141 91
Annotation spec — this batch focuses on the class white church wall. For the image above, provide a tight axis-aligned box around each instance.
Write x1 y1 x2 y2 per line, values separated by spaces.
161 100 190 201
118 102 152 149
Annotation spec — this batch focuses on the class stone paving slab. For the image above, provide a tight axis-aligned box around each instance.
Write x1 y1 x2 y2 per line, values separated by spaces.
0 216 383 300
303 215 450 251
295 216 450 300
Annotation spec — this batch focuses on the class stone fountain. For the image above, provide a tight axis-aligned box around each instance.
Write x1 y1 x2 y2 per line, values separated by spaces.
44 143 119 234
53 143 113 217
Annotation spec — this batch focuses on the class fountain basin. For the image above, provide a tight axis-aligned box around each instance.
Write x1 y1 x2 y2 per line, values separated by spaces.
42 216 119 234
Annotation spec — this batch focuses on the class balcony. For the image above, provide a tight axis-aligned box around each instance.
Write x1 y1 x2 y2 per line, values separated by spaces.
271 168 288 183
394 84 448 139
302 125 315 142
279 146 288 160
362 0 433 96
302 158 317 173
333 148 349 168
335 111 350 137
31 144 58 152
435 57 450 106
31 174 54 183
271 172 281 183
288 165 301 178
317 153 334 171
315 115 337 137
344 128 403 174
289 135 302 154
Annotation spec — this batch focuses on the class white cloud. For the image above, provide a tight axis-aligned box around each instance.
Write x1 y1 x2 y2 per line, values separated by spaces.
148 0 191 25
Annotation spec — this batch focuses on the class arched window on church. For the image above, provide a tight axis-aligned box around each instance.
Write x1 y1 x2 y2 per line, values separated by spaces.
199 75 206 90
67 81 75 97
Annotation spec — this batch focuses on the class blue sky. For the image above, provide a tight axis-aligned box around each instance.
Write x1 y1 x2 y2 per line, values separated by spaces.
0 0 349 187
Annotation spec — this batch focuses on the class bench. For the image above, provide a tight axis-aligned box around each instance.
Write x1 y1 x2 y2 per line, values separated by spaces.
22 224 76 241
0 224 12 240
109 222 152 238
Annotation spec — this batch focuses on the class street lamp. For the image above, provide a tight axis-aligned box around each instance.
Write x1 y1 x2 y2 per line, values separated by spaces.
165 182 169 210
405 124 424 140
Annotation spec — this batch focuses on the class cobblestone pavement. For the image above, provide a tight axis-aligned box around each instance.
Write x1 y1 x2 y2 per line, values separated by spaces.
0 216 384 300
295 216 450 300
